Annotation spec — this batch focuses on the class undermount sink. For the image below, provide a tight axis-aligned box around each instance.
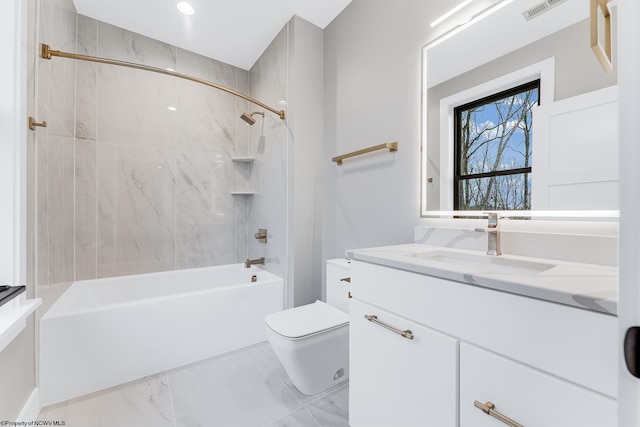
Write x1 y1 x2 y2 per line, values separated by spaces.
406 250 555 275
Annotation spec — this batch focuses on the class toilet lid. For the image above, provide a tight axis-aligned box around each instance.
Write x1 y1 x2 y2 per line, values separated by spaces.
265 300 349 339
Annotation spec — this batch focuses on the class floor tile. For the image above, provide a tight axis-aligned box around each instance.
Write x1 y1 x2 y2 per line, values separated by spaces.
168 346 302 427
264 408 321 427
305 386 349 427
37 343 350 427
38 372 175 427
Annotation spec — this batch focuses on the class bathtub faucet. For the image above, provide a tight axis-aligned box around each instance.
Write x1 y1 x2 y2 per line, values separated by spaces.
245 257 265 268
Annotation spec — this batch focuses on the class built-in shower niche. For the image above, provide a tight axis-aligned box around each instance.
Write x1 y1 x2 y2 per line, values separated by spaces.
231 156 256 196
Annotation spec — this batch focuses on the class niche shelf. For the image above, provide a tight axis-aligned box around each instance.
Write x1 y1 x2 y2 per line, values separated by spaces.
231 155 256 195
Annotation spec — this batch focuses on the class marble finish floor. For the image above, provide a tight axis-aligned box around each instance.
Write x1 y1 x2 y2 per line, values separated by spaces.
39 342 349 427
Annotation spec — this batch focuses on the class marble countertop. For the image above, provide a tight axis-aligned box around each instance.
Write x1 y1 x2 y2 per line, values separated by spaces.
347 243 618 315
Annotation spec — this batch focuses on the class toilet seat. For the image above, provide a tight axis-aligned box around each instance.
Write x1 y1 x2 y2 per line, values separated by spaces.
265 301 349 340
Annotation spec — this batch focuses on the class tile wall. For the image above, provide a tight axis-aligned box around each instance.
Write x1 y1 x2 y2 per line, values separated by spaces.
36 0 288 286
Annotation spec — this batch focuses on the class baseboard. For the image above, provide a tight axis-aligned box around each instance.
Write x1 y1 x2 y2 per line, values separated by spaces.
15 387 40 422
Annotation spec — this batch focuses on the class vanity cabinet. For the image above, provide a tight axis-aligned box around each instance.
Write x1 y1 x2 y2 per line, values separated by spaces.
349 259 618 427
460 343 616 427
349 299 458 427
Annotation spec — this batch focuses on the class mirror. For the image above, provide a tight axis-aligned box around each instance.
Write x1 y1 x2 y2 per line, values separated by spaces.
421 0 618 217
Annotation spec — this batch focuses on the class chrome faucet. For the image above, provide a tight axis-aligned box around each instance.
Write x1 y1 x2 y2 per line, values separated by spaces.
245 257 265 268
486 212 501 256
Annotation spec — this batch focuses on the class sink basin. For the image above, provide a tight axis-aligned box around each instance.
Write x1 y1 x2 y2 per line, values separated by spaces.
406 250 555 275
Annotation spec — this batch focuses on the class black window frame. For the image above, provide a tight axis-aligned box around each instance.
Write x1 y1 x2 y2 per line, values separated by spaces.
453 79 540 210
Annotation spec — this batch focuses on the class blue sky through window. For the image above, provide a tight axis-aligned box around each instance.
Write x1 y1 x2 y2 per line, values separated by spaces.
455 81 539 210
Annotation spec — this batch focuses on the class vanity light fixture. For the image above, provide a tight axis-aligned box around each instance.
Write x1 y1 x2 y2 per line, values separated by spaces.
426 0 513 49
177 1 194 15
431 0 473 27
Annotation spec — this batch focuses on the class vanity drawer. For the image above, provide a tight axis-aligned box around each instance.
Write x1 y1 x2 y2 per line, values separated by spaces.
460 342 616 427
349 299 458 427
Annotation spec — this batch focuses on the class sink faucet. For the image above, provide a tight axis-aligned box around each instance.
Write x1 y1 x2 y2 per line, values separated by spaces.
245 257 265 268
486 212 501 256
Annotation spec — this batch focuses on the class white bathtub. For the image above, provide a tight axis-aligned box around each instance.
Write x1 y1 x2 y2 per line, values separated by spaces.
40 264 283 406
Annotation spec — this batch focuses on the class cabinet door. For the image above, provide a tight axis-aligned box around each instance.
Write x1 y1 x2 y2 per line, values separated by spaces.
349 299 458 427
460 343 616 427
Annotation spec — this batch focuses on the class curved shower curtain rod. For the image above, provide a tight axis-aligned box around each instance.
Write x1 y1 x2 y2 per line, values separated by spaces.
40 44 286 120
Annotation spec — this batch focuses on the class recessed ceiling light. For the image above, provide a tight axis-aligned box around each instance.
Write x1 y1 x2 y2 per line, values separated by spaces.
168 106 177 111
177 2 194 15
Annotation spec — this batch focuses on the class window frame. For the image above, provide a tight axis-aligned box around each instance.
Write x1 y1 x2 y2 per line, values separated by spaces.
453 80 540 210
422 57 555 215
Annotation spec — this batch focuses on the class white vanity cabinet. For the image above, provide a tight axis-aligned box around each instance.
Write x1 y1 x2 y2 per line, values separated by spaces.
349 259 618 427
460 343 616 427
349 299 458 427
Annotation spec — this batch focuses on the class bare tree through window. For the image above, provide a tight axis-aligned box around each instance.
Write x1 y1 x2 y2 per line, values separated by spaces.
454 80 539 210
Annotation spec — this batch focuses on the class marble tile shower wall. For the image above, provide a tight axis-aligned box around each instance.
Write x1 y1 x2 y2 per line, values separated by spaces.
247 26 289 286
37 5 267 284
37 0 77 285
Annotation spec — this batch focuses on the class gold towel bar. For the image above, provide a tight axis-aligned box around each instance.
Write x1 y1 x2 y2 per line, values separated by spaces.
40 44 285 120
332 142 398 165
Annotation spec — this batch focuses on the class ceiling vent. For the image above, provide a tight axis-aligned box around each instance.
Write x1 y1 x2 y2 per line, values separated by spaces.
522 0 568 21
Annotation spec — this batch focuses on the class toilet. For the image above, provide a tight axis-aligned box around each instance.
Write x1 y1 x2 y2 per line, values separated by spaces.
265 259 350 395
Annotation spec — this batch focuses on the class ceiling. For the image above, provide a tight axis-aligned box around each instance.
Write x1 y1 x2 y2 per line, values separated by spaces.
72 0 353 70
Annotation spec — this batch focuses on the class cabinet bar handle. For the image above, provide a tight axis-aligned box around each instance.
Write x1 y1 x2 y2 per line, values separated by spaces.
364 314 414 340
474 401 524 427
340 277 351 283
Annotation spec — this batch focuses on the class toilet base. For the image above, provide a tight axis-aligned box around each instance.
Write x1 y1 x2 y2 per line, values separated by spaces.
265 324 349 395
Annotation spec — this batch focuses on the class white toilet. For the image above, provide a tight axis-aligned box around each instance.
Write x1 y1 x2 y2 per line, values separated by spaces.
265 259 350 395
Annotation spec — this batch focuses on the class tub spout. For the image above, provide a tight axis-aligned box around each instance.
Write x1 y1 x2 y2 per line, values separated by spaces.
245 257 265 268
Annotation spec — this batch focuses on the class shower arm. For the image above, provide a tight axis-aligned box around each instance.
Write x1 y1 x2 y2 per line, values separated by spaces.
40 44 286 120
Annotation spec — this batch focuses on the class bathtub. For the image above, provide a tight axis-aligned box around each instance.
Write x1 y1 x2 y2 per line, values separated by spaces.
40 264 283 406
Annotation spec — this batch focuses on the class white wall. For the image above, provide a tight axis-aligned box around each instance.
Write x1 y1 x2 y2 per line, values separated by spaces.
1 0 27 287
0 0 36 420
617 0 640 424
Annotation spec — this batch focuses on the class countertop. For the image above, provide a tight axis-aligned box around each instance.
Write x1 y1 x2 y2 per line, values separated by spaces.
347 243 618 315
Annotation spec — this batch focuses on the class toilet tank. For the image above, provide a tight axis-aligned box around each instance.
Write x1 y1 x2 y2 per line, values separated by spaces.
326 259 351 313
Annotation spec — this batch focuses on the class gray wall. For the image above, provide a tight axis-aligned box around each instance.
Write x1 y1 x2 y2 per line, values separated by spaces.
323 0 617 258
323 0 438 260
289 17 324 306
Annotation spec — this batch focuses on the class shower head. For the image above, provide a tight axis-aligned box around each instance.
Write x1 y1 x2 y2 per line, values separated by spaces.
240 111 265 126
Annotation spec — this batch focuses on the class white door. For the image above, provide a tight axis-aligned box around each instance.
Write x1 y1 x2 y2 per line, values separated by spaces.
618 1 640 425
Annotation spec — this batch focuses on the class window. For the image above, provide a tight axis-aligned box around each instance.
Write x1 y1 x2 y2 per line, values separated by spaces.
453 80 539 210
